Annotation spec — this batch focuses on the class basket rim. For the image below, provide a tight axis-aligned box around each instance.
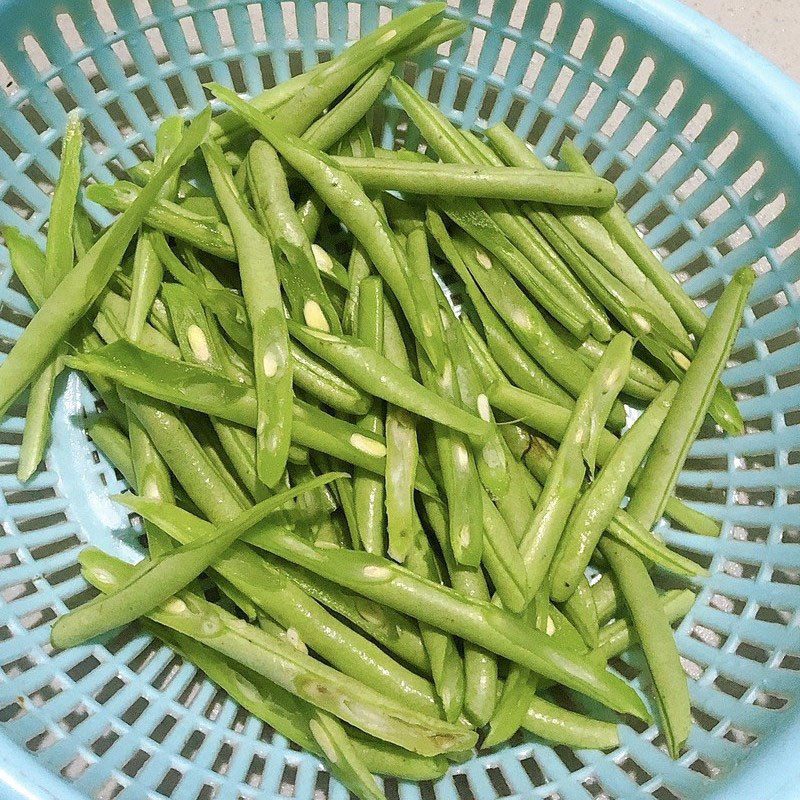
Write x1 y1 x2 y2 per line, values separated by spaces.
0 0 799 799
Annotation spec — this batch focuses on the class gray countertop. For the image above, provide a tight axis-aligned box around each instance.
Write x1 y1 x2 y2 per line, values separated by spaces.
685 0 799 82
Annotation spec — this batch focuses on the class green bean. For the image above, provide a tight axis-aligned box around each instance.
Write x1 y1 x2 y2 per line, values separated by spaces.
246 139 340 333
558 575 599 649
18 113 83 481
45 112 83 287
438 301 510 497
483 588 547 748
596 588 696 661
628 267 755 529
117 493 446 719
521 695 620 750
404 525 466 723
0 108 211 417
79 551 473 756
334 154 615 206
503 426 706 580
265 5 446 137
598 538 689 758
86 181 237 261
559 140 745 436
149 622 445 782
227 523 650 720
416 347 483 567
85 415 136 487
518 333 632 598
52 472 339 648
392 17 468 59
202 139 292 486
404 223 447 362
303 60 393 153
486 124 689 347
418 496 496 726
208 82 449 371
664 497 722 537
288 321 491 442
276 559 429 674
126 117 183 341
309 713 387 800
3 225 47 304
292 343 372 415
343 241 371 335
426 209 575 410
550 381 678 602
591 574 620 625
297 190 326 241
353 277 386 555
450 231 622 418
389 80 607 341
381 300 420 562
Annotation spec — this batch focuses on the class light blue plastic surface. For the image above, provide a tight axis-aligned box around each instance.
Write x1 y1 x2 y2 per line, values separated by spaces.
0 0 797 798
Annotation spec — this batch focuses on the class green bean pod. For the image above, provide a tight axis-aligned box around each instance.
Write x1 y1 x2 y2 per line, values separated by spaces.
288 321 491 442
627 267 755 529
518 333 632 598
18 112 83 481
419 496 496 727
0 108 211 417
303 60 394 153
599 538 689 758
203 139 293 486
352 277 387 554
550 381 678 602
557 575 599 649
247 139 341 333
332 155 617 206
80 551 474 756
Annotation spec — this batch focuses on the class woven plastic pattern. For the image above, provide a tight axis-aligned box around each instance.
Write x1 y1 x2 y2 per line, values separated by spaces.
0 0 798 798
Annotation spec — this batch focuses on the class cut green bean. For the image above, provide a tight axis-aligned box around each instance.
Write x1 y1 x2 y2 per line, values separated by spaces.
353 276 386 555
18 112 83 481
550 381 678 602
85 415 135 487
247 138 340 333
79 550 473 756
627 267 755 529
51 472 340 649
558 575 599 649
288 321 491 442
303 60 394 153
203 139 292 486
126 117 183 341
0 108 210 418
418 497 496 727
599 537 689 759
518 333 632 598
404 525 466 723
332 155 617 206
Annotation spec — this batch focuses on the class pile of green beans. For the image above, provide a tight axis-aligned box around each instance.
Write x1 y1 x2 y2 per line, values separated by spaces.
0 8 757 797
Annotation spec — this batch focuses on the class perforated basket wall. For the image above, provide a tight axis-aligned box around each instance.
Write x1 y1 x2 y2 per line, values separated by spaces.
0 0 798 798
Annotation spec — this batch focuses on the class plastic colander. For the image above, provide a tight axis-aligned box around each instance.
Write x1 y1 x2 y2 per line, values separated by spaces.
0 0 798 798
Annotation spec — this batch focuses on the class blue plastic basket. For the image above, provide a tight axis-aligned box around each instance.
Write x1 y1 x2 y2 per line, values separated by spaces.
0 0 798 798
